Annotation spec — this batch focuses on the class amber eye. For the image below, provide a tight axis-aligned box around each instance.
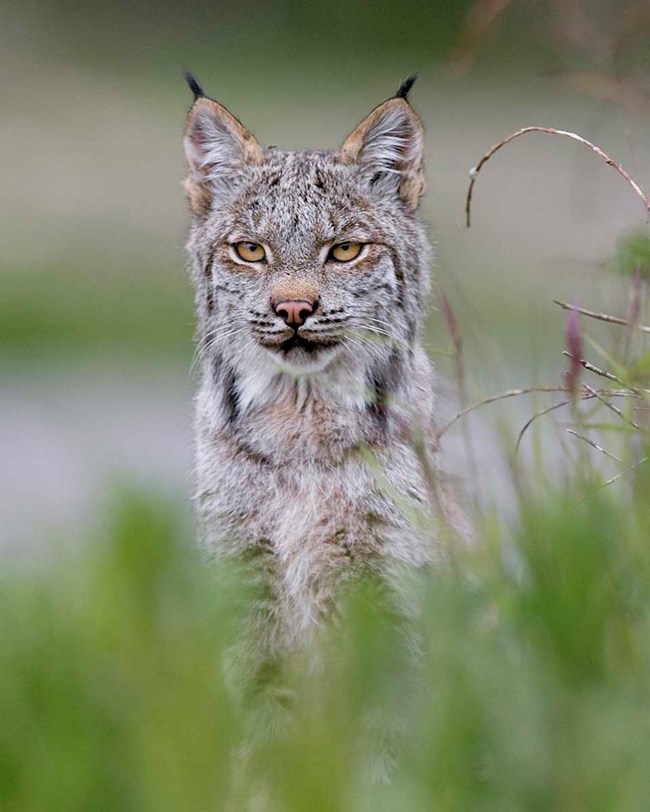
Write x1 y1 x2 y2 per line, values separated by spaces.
234 242 266 262
329 242 363 263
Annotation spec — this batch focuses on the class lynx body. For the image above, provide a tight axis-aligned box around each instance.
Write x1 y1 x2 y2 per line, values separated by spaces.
183 76 465 651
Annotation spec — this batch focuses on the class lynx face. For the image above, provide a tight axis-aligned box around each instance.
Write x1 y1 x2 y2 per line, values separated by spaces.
184 78 429 376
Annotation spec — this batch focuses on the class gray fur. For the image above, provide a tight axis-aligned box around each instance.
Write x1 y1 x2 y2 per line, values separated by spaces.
183 85 469 655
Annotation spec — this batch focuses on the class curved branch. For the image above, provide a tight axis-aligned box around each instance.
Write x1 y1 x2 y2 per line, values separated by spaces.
466 126 650 227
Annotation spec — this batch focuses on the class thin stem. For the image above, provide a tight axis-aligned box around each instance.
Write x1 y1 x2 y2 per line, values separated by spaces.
563 352 621 383
436 386 569 439
565 428 622 462
554 299 650 335
582 383 641 430
596 456 649 492
514 391 637 455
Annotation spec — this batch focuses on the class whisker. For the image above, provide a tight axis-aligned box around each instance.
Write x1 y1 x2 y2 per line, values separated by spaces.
189 322 248 376
343 335 381 365
358 315 402 334
346 325 403 347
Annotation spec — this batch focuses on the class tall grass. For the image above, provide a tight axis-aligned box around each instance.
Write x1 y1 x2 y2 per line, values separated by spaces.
1 464 649 810
3 237 649 810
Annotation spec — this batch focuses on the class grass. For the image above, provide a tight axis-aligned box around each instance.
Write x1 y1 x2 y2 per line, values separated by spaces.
1 463 649 810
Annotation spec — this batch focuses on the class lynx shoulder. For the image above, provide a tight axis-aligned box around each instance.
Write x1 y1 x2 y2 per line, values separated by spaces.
182 74 470 650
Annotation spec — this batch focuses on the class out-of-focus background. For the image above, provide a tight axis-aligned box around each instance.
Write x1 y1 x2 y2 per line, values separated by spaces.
2 0 649 551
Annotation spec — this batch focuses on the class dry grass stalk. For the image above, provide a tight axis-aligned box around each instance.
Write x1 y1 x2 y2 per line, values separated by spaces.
563 352 621 384
554 299 650 335
437 288 480 486
514 390 638 455
565 428 622 462
563 352 650 397
582 383 641 430
436 386 569 440
597 456 649 491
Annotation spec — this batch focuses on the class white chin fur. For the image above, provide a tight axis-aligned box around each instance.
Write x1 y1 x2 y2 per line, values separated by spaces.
266 343 341 376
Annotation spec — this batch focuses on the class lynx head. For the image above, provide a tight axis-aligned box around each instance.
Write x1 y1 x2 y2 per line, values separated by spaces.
183 74 431 378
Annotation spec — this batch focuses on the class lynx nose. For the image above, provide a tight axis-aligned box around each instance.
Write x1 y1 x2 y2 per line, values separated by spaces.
273 299 316 328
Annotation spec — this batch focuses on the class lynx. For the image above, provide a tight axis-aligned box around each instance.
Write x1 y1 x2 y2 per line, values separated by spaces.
182 74 469 655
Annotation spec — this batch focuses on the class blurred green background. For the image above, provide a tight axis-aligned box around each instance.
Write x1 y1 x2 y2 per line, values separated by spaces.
2 3 650 808
2 0 649 546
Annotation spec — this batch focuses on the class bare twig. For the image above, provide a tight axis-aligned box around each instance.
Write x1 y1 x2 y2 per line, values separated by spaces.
565 428 622 462
466 126 650 227
554 299 650 334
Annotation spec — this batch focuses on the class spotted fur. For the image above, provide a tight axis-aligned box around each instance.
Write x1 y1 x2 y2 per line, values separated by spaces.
183 78 469 654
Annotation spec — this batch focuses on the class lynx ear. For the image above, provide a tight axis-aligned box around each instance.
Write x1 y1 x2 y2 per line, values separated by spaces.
340 87 425 210
183 79 263 216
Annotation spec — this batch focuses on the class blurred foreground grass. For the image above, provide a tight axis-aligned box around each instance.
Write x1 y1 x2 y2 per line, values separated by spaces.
2 470 650 810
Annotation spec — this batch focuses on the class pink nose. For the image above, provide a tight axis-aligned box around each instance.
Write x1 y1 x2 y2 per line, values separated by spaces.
274 299 316 327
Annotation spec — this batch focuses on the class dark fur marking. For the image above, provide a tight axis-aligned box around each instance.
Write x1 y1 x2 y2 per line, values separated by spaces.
395 74 418 100
222 364 240 426
351 282 394 298
385 245 406 309
232 438 272 468
213 355 240 426
214 282 239 295
318 316 349 325
183 70 205 100
203 249 215 314
366 348 402 426
211 352 223 385
386 245 405 283
206 285 215 315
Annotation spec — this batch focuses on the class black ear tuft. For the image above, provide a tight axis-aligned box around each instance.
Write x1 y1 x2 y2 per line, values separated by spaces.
395 74 418 101
183 69 205 100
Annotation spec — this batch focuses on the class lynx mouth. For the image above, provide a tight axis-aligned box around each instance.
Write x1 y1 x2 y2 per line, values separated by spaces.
256 332 342 371
280 334 321 354
256 331 339 354
280 332 343 354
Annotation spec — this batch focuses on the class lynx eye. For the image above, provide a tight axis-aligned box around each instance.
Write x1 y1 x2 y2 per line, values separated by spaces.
234 242 266 262
329 242 363 263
